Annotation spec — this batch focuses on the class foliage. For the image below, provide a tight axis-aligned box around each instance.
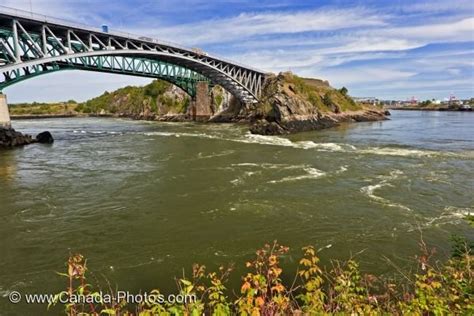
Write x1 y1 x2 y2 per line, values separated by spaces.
214 94 223 107
419 100 433 107
283 73 361 112
75 80 190 115
49 240 474 315
144 80 171 98
9 102 77 115
339 86 348 96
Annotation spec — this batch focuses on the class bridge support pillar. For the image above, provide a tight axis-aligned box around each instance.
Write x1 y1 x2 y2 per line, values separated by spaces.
190 81 212 121
0 93 11 128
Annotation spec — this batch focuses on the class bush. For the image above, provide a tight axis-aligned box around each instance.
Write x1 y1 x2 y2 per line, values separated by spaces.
49 240 474 315
144 80 170 98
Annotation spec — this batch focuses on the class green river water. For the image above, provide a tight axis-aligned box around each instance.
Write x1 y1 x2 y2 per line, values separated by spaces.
0 110 473 314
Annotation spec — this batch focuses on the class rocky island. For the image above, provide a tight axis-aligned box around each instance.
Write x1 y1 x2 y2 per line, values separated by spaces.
76 72 388 134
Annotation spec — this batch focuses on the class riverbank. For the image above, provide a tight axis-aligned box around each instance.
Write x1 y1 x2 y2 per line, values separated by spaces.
8 73 389 135
10 113 80 120
10 107 388 135
389 107 473 112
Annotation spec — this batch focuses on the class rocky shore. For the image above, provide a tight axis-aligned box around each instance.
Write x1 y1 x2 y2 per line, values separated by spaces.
249 109 388 135
0 127 53 148
0 127 35 147
8 72 389 136
213 72 389 135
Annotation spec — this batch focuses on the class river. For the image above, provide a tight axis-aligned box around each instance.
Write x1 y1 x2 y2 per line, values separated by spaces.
0 110 473 314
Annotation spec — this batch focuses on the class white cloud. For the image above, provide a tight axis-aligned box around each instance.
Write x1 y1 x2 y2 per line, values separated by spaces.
314 67 417 87
397 0 474 14
377 18 474 42
140 7 387 45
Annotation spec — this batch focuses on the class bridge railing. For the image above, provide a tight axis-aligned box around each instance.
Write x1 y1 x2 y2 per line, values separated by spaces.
0 5 190 50
0 5 265 74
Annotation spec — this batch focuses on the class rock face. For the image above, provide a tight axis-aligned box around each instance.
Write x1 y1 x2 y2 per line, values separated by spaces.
77 74 387 135
0 127 36 147
36 131 54 144
247 72 388 135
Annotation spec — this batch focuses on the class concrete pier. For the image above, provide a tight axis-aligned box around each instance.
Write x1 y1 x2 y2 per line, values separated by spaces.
0 94 11 128
190 82 212 121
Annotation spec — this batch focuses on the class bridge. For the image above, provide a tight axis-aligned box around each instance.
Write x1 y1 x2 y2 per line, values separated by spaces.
0 6 267 127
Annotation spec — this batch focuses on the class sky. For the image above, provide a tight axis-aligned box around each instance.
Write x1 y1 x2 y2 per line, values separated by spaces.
1 0 473 103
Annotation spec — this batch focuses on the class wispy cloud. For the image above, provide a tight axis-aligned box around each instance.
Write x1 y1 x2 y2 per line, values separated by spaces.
142 7 387 45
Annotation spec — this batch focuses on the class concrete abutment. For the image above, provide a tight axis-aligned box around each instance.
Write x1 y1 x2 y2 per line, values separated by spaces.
0 94 11 128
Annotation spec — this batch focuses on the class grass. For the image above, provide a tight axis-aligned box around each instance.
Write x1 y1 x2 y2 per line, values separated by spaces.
280 72 363 112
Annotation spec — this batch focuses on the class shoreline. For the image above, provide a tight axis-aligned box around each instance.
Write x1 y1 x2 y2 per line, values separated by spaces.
388 107 473 112
10 113 108 120
10 109 389 135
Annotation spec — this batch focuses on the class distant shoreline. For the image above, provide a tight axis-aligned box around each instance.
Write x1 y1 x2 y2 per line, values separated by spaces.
11 114 79 120
388 107 473 112
10 113 116 120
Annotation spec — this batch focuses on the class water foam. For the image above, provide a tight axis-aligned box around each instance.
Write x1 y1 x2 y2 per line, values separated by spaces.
336 165 349 174
142 129 473 159
360 170 412 211
197 150 235 159
144 131 220 140
407 206 474 231
242 134 348 152
269 167 326 183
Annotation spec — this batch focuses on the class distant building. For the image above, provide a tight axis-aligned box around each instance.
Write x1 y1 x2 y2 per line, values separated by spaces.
353 97 379 105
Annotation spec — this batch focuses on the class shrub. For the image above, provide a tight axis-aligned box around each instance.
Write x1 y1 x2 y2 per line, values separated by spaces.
49 240 474 315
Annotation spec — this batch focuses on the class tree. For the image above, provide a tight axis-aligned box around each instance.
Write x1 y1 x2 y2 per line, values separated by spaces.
144 80 170 98
339 87 348 96
419 100 432 107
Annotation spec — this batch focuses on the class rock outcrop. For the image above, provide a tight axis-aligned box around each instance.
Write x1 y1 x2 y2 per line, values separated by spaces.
36 131 54 144
247 72 388 135
0 127 36 147
76 74 387 135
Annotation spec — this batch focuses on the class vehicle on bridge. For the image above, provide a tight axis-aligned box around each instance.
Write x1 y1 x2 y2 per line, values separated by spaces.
191 47 208 57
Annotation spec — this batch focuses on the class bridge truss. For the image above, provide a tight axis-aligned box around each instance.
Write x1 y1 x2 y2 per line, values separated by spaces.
0 7 266 102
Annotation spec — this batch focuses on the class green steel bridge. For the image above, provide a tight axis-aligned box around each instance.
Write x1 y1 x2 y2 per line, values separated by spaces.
0 6 266 103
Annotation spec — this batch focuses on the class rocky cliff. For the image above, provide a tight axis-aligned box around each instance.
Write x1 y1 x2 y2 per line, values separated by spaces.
76 73 387 134
247 72 388 134
76 80 191 120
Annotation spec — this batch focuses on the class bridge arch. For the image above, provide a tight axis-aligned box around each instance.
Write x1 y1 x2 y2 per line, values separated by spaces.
0 55 210 98
0 10 267 103
0 50 255 102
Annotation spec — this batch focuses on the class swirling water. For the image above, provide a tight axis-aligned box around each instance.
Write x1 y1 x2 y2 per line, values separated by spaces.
0 110 473 314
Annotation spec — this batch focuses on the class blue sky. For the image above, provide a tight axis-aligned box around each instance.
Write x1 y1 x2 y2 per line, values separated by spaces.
1 0 473 102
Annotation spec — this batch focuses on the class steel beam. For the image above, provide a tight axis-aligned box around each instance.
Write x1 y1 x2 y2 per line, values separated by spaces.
0 10 267 102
